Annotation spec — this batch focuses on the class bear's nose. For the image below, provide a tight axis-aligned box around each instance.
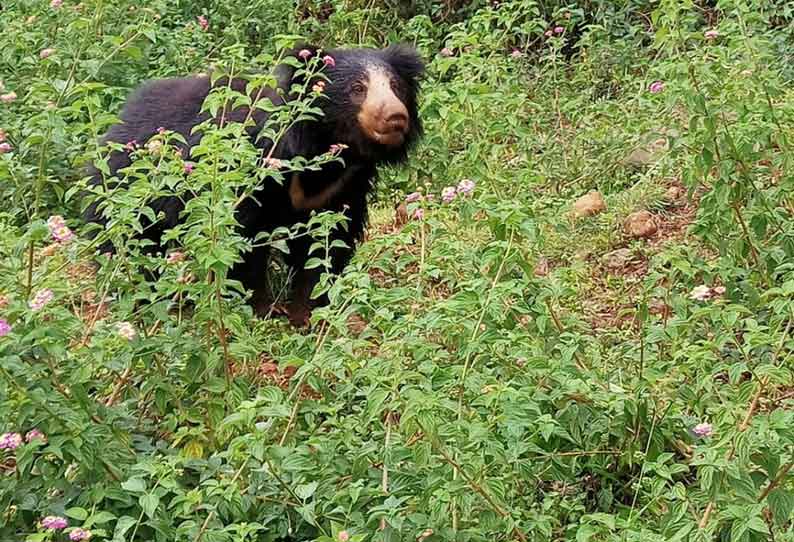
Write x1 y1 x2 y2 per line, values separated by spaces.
385 110 409 132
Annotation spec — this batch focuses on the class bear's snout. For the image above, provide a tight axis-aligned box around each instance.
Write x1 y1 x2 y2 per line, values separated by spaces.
371 101 409 146
384 109 409 133
357 67 411 147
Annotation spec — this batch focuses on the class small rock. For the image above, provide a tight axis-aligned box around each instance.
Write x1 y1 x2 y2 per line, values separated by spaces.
648 298 671 318
347 313 368 336
533 257 549 277
663 184 685 203
622 132 671 167
573 191 606 218
603 248 633 270
259 362 278 376
624 210 658 239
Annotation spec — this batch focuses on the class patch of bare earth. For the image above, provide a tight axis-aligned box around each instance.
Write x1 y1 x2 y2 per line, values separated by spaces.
231 353 323 400
585 179 700 331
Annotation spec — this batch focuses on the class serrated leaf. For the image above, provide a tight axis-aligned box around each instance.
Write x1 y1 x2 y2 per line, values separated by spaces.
769 488 794 525
731 519 748 541
747 515 768 534
728 472 758 501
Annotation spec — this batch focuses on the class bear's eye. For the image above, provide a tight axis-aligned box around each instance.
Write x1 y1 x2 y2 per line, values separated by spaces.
351 82 366 94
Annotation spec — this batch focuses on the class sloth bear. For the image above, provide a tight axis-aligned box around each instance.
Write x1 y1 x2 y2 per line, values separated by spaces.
83 44 424 327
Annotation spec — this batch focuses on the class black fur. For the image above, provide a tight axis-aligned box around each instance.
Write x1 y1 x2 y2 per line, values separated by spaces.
82 43 425 326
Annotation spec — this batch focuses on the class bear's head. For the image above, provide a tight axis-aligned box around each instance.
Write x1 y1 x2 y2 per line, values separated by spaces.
282 43 425 165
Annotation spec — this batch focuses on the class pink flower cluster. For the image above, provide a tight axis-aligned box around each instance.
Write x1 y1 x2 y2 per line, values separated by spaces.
70 528 92 541
26 429 46 443
116 321 136 340
166 251 186 264
29 289 54 311
41 516 68 530
0 91 17 104
691 422 713 438
329 143 348 155
649 80 664 94
458 179 475 195
263 157 283 169
689 284 726 302
440 47 454 57
197 15 209 31
544 26 565 38
0 432 22 450
50 0 63 8
323 55 336 68
1 429 45 450
441 178 476 203
47 215 75 244
147 139 163 155
40 48 56 60
0 318 10 337
0 128 9 154
404 179 476 221
298 49 313 60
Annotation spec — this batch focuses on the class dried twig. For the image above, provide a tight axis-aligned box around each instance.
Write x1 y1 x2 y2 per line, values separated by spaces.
759 460 794 503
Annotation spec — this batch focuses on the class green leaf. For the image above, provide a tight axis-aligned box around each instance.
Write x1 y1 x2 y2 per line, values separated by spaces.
121 478 147 493
731 518 748 541
140 493 160 519
746 515 767 534
769 488 794 525
728 472 758 501
183 440 204 459
583 513 615 530
66 507 88 520
87 511 116 527
113 516 137 542
304 257 324 270
576 524 597 542
295 481 318 501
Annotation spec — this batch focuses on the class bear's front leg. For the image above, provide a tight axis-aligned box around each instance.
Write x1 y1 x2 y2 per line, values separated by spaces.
285 229 355 328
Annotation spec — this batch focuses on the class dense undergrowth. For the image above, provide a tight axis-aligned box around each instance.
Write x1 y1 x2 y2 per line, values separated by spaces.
3 0 794 540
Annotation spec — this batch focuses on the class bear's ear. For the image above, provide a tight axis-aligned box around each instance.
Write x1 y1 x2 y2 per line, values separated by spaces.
383 43 426 85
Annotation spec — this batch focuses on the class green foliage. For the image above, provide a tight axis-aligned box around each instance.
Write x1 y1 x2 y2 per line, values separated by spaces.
2 1 794 541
